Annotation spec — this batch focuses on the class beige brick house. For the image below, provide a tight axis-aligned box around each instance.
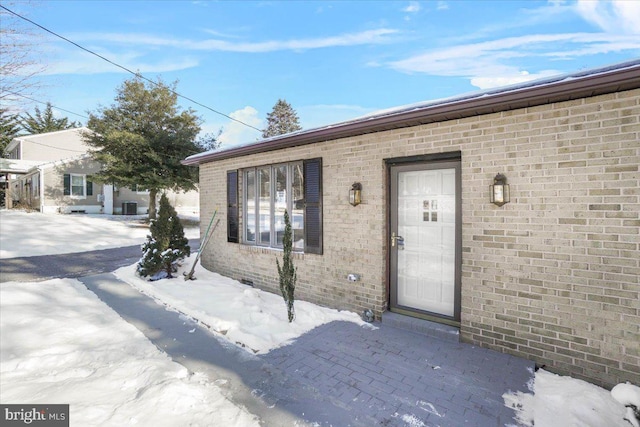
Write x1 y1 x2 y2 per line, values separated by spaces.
184 60 640 388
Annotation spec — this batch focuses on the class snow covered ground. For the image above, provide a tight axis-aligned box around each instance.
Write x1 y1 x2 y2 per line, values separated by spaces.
503 369 636 427
1 209 638 427
0 278 259 427
0 210 198 258
114 255 371 354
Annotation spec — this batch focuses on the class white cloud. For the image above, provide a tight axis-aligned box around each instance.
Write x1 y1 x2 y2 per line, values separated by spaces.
436 1 449 11
575 0 640 35
217 106 263 148
388 32 640 89
403 2 421 13
35 43 199 76
68 28 399 53
36 26 400 76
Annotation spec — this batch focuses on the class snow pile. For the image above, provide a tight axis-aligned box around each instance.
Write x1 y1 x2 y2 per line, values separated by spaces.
0 210 198 258
114 255 373 354
612 383 640 427
503 369 631 427
0 279 259 427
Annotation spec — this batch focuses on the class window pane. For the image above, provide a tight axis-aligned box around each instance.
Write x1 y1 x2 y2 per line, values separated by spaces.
71 175 84 196
275 165 287 246
291 163 304 250
258 167 271 245
245 170 256 242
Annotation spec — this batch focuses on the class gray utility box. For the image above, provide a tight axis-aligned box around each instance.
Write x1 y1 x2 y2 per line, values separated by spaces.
122 202 137 215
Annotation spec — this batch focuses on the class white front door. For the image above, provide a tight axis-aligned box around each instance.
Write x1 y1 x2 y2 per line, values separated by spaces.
390 161 460 321
103 184 114 215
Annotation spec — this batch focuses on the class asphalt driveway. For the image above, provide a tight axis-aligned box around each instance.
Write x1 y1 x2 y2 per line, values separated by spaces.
0 240 199 283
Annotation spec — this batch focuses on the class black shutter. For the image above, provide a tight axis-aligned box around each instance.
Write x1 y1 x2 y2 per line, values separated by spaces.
227 170 239 243
86 180 93 196
63 174 70 195
303 158 322 254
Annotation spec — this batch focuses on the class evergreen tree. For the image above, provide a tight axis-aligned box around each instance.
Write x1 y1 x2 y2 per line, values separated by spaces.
84 76 203 219
276 210 297 322
19 102 80 134
137 193 191 279
262 99 302 138
196 130 222 152
0 108 22 157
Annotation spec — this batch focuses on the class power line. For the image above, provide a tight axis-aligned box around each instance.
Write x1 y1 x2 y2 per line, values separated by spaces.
22 139 86 153
0 4 264 133
6 90 90 120
7 91 207 158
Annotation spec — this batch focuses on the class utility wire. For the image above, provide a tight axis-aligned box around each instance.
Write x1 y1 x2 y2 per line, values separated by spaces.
7 91 208 158
0 4 264 133
7 90 90 120
22 139 86 153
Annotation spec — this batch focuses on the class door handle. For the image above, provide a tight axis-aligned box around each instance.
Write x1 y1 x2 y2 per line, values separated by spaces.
391 232 405 249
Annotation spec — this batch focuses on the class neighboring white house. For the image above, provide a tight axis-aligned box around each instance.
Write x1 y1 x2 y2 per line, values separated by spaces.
4 127 199 215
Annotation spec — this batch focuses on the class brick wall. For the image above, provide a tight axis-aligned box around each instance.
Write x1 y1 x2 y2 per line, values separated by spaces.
199 88 639 388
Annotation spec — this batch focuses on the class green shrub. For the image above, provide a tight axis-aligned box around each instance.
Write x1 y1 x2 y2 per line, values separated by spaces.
276 210 297 322
137 194 190 280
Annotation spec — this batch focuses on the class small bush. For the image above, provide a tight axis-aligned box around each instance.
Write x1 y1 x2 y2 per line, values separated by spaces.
276 210 297 322
137 194 190 280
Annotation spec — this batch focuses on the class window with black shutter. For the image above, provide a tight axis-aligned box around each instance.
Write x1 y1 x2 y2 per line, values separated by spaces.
303 158 322 254
64 173 88 197
237 158 322 254
63 174 71 196
227 170 239 243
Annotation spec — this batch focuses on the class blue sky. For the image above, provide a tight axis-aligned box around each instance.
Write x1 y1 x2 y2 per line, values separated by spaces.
4 0 640 148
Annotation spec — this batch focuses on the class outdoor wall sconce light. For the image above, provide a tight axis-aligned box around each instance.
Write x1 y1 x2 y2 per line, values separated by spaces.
349 182 362 206
490 173 510 207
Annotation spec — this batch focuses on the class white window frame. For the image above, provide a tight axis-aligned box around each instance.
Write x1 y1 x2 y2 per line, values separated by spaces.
70 174 87 199
243 161 304 250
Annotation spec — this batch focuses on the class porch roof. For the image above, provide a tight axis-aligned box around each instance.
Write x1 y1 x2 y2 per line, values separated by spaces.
0 159 45 174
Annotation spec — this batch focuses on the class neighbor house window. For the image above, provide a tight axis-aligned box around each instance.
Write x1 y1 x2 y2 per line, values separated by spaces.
63 174 93 198
25 175 39 200
227 158 322 254
32 173 39 196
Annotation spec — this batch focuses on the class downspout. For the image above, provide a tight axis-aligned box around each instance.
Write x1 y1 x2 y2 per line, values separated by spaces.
39 166 45 212
6 172 12 209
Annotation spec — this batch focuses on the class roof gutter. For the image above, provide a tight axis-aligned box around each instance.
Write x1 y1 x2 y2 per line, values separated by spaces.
183 61 640 166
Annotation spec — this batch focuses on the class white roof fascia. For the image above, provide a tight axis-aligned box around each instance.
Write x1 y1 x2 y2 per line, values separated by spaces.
19 127 92 141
